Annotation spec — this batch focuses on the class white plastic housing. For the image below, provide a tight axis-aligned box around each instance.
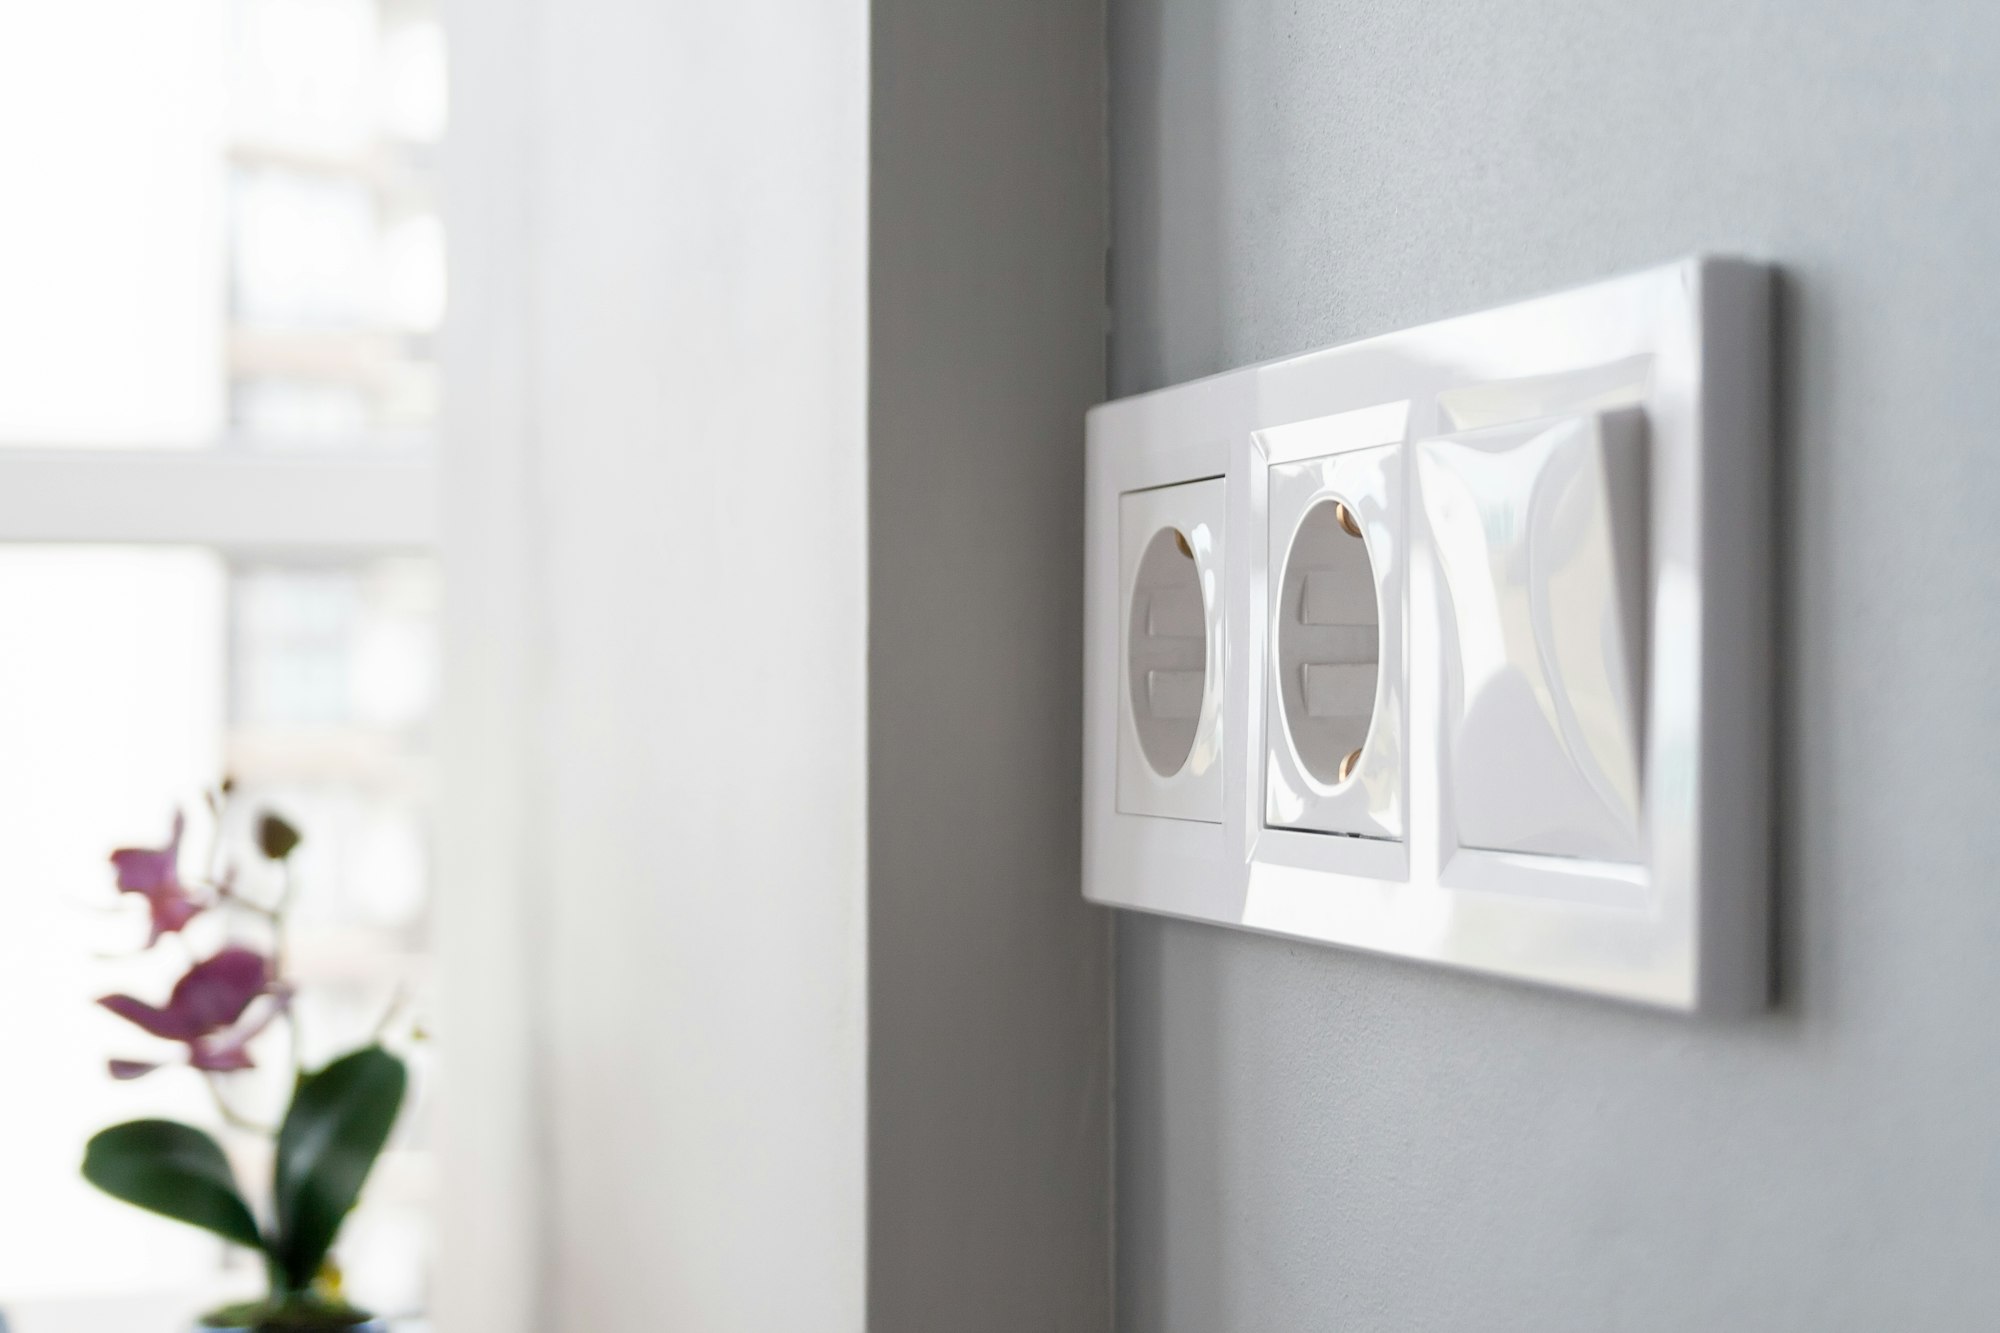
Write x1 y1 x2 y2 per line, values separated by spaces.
1420 407 1648 861
1082 258 1771 1013
1117 478 1225 822
1262 428 1404 843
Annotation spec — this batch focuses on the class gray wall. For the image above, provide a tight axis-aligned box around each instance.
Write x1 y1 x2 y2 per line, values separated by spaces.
869 1 1111 1329
1111 2 2000 1329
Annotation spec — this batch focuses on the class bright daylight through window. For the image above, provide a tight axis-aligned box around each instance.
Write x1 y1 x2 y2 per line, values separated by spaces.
0 1 444 1329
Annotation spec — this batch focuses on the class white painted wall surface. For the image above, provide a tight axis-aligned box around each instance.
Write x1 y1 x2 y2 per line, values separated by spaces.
440 0 868 1328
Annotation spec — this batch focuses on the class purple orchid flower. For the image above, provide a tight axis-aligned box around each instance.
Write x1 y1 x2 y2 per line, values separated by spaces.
109 812 204 944
99 947 281 1079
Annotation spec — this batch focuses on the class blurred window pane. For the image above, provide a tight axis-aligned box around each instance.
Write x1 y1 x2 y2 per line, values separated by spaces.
0 0 447 1324
224 555 438 1325
229 556 438 944
232 171 383 328
232 379 376 438
0 549 227 1306
0 0 446 451
0 4 228 446
227 0 380 155
0 549 438 1330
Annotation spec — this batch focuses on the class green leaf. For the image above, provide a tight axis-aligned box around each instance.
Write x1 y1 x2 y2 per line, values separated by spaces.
272 1046 407 1292
83 1119 265 1252
257 812 302 861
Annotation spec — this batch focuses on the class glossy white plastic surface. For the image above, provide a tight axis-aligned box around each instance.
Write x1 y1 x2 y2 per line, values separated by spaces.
1117 478 1226 822
1420 407 1647 861
1082 258 1771 1012
1263 428 1405 842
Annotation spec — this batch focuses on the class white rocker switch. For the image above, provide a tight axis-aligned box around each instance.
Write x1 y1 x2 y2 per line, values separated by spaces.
1418 407 1649 863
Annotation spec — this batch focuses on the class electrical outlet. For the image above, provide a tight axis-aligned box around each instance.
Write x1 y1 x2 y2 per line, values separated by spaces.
1261 434 1404 842
1117 478 1225 823
1083 258 1770 1013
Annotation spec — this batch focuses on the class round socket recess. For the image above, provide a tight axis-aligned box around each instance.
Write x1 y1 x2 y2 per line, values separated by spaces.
1126 526 1209 778
1275 499 1381 787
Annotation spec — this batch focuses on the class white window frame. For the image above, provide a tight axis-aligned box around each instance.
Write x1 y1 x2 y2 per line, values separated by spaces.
0 447 436 552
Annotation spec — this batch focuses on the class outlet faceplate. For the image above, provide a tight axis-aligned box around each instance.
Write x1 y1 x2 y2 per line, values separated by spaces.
1082 258 1771 1013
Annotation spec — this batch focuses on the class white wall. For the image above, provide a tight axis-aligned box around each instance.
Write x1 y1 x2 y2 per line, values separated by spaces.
440 0 869 1328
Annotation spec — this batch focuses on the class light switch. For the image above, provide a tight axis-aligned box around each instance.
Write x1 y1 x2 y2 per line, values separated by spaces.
1118 478 1225 822
1418 408 1648 862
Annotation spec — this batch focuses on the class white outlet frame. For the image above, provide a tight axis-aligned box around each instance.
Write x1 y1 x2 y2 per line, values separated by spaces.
1082 258 1771 1013
1261 427 1407 846
1116 478 1228 823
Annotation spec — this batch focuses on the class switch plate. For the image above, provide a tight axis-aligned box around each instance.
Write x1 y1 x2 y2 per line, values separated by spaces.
1420 407 1648 862
1082 258 1771 1013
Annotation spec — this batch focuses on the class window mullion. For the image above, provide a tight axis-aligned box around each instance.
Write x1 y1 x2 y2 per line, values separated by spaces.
0 449 436 550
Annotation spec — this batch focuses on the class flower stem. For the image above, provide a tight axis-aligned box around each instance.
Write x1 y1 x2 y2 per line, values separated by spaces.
272 861 295 976
371 982 411 1042
203 787 229 887
273 861 307 1081
204 1071 275 1138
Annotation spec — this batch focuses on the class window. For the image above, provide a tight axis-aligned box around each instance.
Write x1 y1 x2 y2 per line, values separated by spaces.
0 1 444 1328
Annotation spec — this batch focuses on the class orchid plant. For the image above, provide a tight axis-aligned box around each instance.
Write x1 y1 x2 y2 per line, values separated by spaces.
82 783 409 1332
